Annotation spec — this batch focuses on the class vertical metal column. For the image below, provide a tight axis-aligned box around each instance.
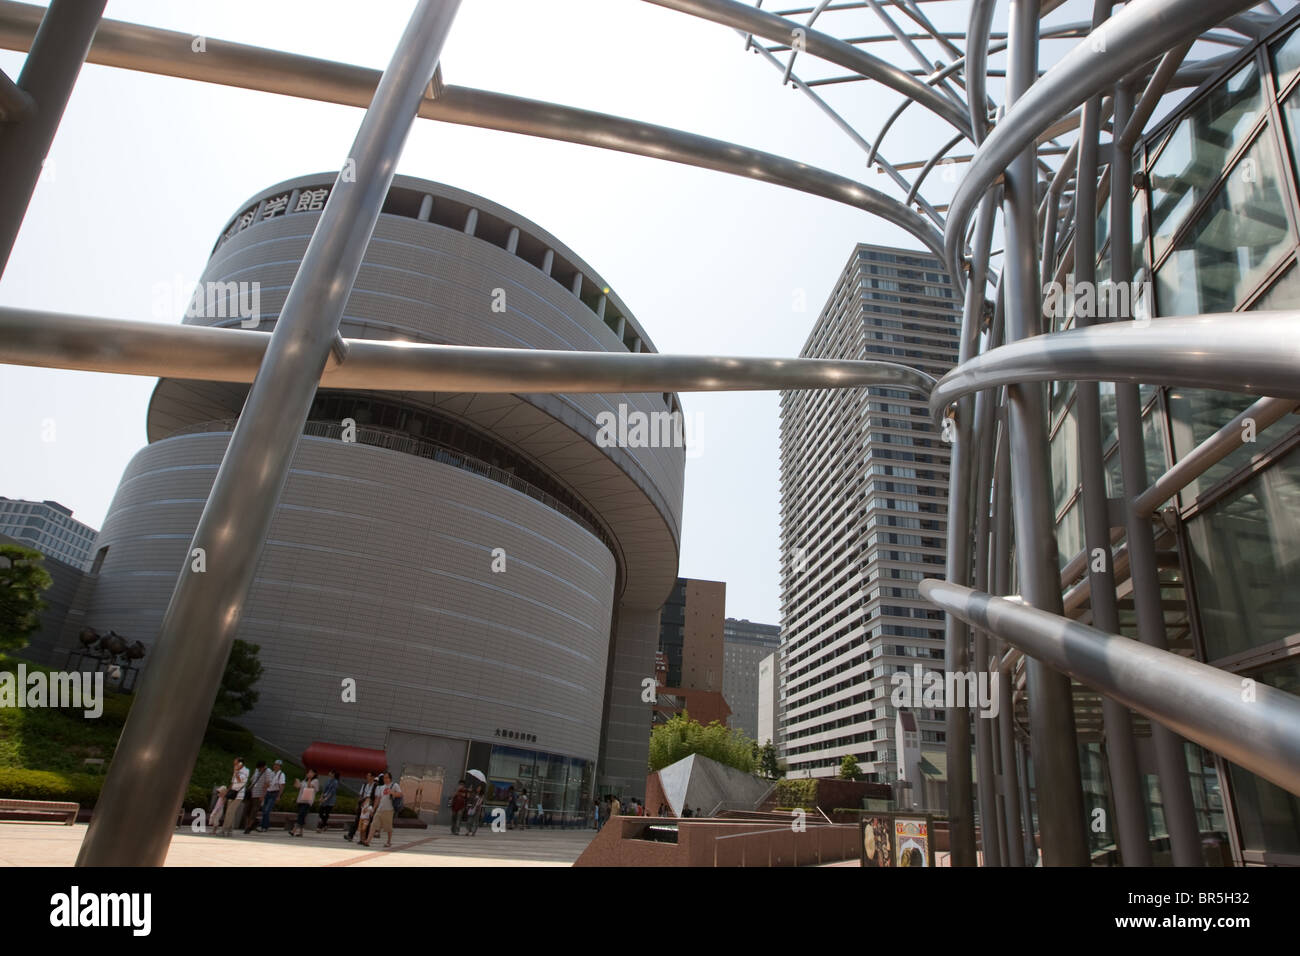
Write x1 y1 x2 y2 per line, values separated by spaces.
944 189 998 867
76 0 463 867
0 0 107 276
1108 80 1203 868
966 193 1002 867
991 405 1025 865
1072 26 1152 865
1000 0 1089 866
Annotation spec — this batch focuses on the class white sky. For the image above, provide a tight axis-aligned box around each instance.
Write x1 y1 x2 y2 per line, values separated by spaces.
0 0 1146 624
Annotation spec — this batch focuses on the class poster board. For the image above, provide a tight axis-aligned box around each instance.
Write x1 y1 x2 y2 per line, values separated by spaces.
859 812 936 867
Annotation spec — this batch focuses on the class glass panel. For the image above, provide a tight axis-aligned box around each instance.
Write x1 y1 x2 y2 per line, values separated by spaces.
1250 259 1300 309
1186 744 1231 865
1155 134 1293 316
1278 84 1300 190
1167 388 1298 502
1273 26 1300 93
1166 268 1300 501
1055 499 1084 571
1142 400 1168 481
1150 59 1264 261
1096 195 1110 262
1051 404 1080 513
1132 189 1148 279
1186 447 1300 659
1224 657 1300 856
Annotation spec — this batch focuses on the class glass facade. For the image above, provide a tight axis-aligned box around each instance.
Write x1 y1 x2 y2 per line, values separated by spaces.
1040 13 1300 865
1124 14 1300 864
467 740 593 826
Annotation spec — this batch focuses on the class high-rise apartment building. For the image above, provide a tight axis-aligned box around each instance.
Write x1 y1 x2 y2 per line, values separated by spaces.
0 498 99 571
722 617 780 739
778 243 960 782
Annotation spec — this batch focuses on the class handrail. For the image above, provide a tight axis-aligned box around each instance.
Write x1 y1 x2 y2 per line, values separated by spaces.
1133 396 1299 517
919 580 1300 798
929 313 1300 419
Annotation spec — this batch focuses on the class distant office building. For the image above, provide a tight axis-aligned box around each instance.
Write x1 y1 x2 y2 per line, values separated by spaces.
778 243 960 782
0 497 98 571
722 617 779 739
64 174 685 819
757 650 778 746
657 577 726 693
654 577 729 726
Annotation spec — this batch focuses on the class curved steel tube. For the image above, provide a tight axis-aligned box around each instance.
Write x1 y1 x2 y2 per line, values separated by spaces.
929 313 1300 417
944 0 1262 277
0 308 936 396
920 580 1300 799
0 1 944 263
641 0 973 135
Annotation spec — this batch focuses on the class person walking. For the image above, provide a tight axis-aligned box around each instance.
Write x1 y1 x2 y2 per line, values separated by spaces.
505 785 517 831
220 757 249 836
517 788 530 830
345 772 376 841
450 780 468 835
260 759 286 832
466 784 485 836
365 772 401 848
316 770 339 831
292 769 318 837
242 760 269 834
609 793 621 820
593 800 600 830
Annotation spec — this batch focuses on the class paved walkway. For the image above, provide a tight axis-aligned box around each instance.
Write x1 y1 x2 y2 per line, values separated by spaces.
0 823 597 867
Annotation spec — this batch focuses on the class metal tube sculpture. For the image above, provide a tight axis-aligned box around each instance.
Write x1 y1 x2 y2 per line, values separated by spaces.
0 0 1297 865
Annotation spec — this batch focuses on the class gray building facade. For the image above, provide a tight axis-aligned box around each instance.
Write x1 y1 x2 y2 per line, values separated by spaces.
779 243 960 782
0 497 98 571
68 175 684 815
722 617 779 739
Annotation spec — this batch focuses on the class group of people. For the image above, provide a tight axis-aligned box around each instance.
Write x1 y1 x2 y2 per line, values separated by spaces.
209 757 352 840
211 757 289 835
341 771 404 848
448 779 489 835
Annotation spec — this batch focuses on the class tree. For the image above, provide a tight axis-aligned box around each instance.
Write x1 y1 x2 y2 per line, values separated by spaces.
838 754 862 781
212 638 264 718
648 712 757 774
0 544 52 652
759 742 782 780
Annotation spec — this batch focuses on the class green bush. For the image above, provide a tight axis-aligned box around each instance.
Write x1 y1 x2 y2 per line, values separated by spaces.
0 767 102 805
648 713 757 773
773 778 818 810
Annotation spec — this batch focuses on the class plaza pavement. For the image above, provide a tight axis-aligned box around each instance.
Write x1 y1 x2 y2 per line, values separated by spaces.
0 822 597 867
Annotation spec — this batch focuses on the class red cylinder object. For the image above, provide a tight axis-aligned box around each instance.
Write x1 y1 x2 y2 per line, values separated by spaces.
300 741 388 777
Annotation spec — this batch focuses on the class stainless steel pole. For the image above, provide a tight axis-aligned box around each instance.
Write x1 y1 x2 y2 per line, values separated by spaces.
1072 5 1151 865
967 196 1002 867
992 408 1025 866
1000 0 1089 866
944 189 998 868
75 0 463 867
0 0 106 276
1108 79 1202 867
